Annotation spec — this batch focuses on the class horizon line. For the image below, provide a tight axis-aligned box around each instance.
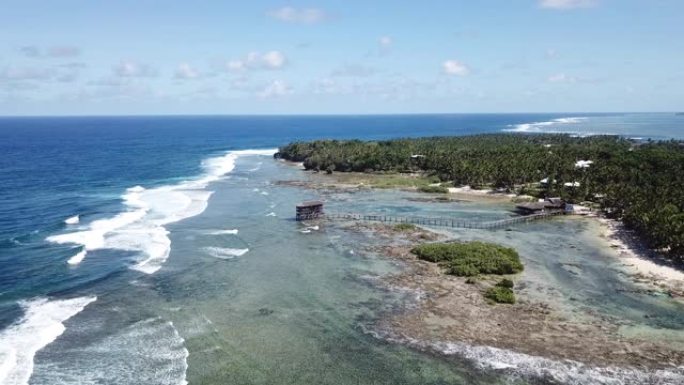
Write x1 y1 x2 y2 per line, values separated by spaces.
0 111 677 119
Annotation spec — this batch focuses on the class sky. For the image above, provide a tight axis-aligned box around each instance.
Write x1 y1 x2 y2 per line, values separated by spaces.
0 0 682 115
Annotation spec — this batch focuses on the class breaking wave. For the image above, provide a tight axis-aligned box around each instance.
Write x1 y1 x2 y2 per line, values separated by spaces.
203 247 249 259
64 215 79 225
29 317 188 385
365 327 684 385
504 117 589 134
206 229 239 235
46 149 276 274
0 296 96 385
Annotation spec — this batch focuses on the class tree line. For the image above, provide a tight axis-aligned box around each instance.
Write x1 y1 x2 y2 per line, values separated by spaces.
276 134 684 262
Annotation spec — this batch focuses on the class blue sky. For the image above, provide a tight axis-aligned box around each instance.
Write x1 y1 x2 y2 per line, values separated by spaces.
0 0 682 115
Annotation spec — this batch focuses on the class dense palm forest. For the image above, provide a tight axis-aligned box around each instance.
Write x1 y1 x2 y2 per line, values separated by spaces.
276 134 684 262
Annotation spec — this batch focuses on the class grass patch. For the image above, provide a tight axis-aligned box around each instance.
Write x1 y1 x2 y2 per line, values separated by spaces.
484 286 516 304
511 195 537 203
411 241 524 276
393 223 418 232
327 172 438 189
417 185 449 194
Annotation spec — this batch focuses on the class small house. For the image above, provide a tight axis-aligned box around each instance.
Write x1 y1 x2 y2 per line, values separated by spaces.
296 201 324 221
515 197 566 215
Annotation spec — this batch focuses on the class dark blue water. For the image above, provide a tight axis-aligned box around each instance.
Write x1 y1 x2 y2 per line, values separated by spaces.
0 113 682 385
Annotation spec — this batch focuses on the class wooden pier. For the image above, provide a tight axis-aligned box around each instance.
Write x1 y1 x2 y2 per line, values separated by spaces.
295 200 564 230
322 211 563 230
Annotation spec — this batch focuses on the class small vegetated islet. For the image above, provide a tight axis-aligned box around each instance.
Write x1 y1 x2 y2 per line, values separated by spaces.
411 242 521 304
410 241 523 277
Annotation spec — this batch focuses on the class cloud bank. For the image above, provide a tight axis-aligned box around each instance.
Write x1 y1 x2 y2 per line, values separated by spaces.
268 7 327 24
539 0 597 9
443 60 470 76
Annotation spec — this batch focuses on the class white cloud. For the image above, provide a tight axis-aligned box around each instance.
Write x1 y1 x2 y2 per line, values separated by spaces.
226 60 245 71
378 36 392 47
175 63 200 79
47 46 81 58
262 51 286 68
539 0 597 9
258 80 292 98
311 78 352 95
546 73 603 84
442 60 470 76
0 66 52 81
113 61 156 77
268 7 327 24
0 64 84 90
18 45 81 58
226 51 287 71
547 73 576 83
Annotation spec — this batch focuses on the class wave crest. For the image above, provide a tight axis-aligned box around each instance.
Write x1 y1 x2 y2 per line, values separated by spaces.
504 117 588 133
46 149 276 273
0 296 96 385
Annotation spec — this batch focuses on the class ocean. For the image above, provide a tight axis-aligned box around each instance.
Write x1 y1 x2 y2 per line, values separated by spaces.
0 113 683 385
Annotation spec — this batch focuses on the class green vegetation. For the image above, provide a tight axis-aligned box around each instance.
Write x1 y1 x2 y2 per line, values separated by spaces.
485 286 516 304
394 223 418 231
323 172 438 189
417 185 449 193
496 278 515 289
411 241 524 276
276 134 684 262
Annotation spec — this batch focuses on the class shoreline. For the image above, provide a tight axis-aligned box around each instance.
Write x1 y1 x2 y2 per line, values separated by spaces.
594 216 684 299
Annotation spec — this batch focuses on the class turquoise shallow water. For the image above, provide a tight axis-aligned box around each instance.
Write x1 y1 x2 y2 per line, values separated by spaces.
28 156 514 385
1 114 683 385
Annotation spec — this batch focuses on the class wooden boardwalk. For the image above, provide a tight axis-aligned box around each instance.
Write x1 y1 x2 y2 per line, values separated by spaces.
322 211 563 230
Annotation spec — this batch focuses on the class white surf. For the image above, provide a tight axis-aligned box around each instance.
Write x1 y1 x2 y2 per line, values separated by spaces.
46 149 276 274
0 296 96 385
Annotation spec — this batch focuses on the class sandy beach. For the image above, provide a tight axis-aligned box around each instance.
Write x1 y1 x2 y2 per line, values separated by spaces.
594 217 684 300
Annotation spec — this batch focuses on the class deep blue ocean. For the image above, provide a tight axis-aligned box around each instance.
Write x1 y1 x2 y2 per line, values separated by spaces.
0 113 683 385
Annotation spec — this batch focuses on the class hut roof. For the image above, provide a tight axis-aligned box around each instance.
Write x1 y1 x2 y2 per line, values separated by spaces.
516 202 548 211
516 197 565 212
297 201 324 208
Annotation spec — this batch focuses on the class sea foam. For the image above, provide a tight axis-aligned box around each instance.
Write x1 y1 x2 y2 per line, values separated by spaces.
366 326 684 385
64 215 79 225
29 317 188 385
207 229 239 235
203 247 249 259
504 117 587 134
66 249 87 265
0 296 96 385
433 340 684 385
47 149 276 273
